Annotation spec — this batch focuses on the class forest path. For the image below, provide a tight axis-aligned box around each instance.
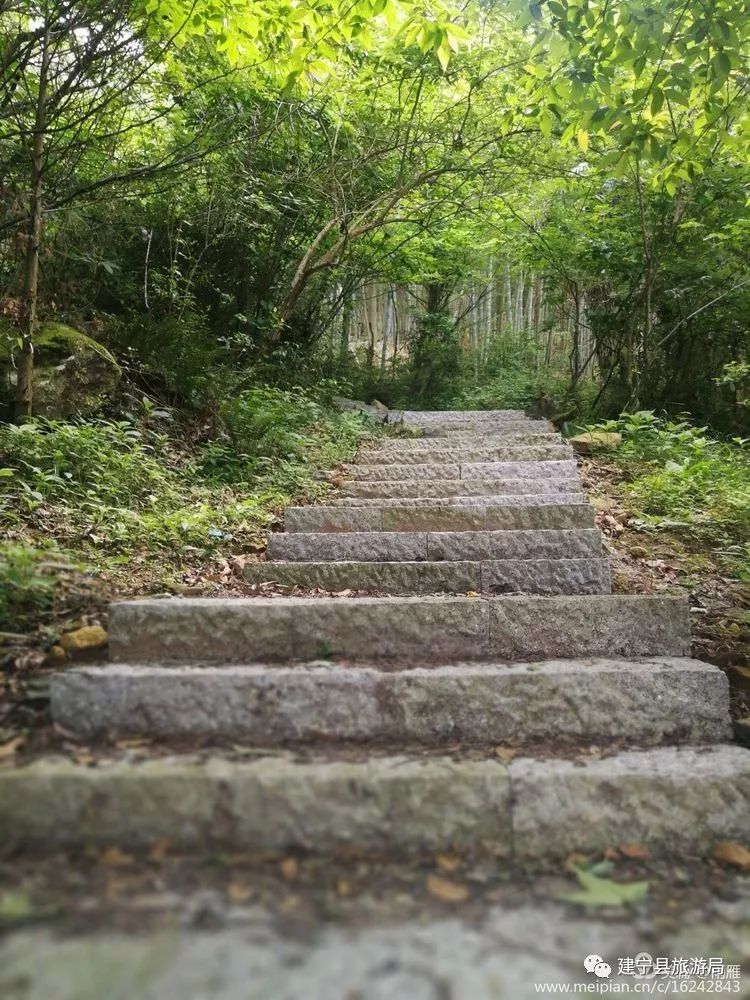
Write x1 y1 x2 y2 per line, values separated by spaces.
1 409 748 861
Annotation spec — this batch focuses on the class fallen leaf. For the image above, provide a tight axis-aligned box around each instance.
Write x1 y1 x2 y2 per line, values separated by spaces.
435 852 462 873
0 890 56 923
336 878 353 897
98 847 132 868
148 838 170 862
426 874 470 903
494 746 517 763
0 736 24 759
713 842 750 870
227 881 254 903
558 866 649 908
619 842 652 861
280 856 299 881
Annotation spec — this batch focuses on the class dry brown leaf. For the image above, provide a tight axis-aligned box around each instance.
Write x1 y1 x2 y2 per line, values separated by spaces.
618 842 652 861
335 878 353 897
713 842 750 870
227 881 254 903
494 746 517 763
280 856 299 881
98 847 132 868
0 736 24 760
435 852 462 873
115 737 152 750
426 874 470 903
603 847 620 862
148 838 170 862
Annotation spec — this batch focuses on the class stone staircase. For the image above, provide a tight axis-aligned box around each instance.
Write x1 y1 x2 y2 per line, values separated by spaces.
4 409 749 859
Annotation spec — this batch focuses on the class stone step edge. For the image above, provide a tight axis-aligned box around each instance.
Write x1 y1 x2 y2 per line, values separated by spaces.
266 528 603 562
242 558 612 595
339 482 582 498
351 448 575 466
321 493 587 508
347 460 579 481
2 745 747 857
107 595 690 664
282 503 595 532
50 658 731 745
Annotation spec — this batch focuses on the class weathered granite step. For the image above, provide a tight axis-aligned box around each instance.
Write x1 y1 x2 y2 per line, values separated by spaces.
108 595 690 664
324 493 587 508
413 417 551 430
3 745 747 856
341 479 582 499
347 460 579 481
267 528 602 563
420 421 550 436
50 658 729 744
366 432 560 452
243 557 612 595
354 445 574 465
283 502 595 533
401 409 529 422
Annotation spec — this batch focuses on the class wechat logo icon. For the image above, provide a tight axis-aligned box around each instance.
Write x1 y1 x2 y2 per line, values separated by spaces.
584 954 612 979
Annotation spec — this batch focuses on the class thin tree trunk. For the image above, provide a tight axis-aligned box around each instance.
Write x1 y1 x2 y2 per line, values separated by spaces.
14 23 50 421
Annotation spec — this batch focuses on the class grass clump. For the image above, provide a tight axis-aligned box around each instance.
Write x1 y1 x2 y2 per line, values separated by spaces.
0 387 379 632
584 411 750 577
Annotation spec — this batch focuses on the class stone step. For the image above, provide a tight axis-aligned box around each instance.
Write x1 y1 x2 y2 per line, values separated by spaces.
347 460 579 481
3 745 747 856
341 479 582 499
108 595 690 664
50 658 730 744
283 502 595 533
367 432 561 451
419 422 549 436
267 528 602 563
401 409 529 421
325 493 588 508
243 557 612 595
354 445 574 465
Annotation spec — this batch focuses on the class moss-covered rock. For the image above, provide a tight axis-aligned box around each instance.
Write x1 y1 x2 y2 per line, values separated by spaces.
569 431 622 455
1 322 121 419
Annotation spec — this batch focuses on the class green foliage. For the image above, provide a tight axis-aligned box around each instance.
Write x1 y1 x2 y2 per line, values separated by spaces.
407 310 462 405
0 394 374 573
0 419 176 511
0 544 60 632
585 412 750 565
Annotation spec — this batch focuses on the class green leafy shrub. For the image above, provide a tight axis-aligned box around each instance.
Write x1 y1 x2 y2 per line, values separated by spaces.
583 412 750 558
215 385 372 481
0 394 375 570
0 419 175 512
0 544 60 631
221 387 324 461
